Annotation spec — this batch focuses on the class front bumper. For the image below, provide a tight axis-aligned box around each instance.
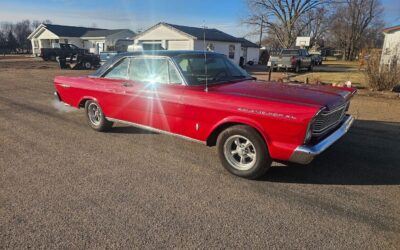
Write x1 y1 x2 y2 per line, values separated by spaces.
289 115 355 164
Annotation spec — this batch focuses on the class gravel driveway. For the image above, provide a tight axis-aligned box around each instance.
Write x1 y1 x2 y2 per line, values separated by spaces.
1 58 399 249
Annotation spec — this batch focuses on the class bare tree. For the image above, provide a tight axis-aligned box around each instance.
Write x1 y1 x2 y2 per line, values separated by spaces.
14 20 32 51
329 0 383 60
299 7 330 49
244 0 329 48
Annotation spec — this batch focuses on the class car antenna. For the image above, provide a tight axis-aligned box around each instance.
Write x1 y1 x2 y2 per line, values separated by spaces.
203 21 208 92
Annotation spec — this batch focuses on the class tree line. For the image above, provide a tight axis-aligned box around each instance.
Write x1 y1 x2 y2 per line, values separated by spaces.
0 20 51 54
243 0 385 60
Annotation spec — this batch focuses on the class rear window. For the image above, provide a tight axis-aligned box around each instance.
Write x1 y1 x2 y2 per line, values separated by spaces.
281 50 299 56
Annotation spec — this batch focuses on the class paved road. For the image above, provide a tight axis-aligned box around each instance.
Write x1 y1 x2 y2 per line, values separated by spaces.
1 62 399 249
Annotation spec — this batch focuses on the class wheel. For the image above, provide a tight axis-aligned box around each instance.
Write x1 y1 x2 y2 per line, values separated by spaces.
217 125 271 179
49 54 56 61
42 57 49 61
83 61 92 69
295 64 301 73
85 100 113 132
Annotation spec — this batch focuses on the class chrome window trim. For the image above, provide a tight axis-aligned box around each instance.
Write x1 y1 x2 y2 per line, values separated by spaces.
100 55 188 86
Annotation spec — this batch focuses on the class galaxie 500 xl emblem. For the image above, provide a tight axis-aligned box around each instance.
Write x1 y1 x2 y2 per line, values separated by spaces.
237 108 297 120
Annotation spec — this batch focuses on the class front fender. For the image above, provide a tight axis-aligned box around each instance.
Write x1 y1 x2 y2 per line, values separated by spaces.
206 116 271 146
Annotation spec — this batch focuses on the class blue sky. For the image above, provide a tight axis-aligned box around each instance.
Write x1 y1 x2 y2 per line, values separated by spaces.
1 0 399 39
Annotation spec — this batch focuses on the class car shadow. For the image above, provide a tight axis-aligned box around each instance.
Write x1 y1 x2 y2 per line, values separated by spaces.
261 120 400 185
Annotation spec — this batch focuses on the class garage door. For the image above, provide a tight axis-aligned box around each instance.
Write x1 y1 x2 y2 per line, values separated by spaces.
167 40 191 50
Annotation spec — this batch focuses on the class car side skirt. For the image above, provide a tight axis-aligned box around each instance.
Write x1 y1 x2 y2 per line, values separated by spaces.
106 117 206 145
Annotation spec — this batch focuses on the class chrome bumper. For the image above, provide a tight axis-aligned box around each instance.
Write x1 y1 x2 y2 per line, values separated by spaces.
54 91 61 102
289 115 355 164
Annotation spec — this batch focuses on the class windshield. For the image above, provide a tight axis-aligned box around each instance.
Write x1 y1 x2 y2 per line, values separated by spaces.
173 54 251 86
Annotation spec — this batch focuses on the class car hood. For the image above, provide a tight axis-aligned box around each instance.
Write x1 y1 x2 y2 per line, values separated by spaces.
209 80 354 110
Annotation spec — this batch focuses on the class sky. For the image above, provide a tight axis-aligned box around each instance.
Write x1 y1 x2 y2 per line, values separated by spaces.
0 0 399 40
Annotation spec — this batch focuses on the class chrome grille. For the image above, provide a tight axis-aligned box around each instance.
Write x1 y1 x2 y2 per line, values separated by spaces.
312 102 348 136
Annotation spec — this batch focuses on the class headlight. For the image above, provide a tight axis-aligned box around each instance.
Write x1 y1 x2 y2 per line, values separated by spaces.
304 126 313 144
304 108 324 144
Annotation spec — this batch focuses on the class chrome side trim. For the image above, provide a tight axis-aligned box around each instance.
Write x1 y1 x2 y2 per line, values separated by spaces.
289 115 354 164
106 117 205 144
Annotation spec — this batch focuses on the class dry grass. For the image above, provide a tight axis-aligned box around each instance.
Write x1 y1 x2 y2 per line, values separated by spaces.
291 72 367 87
320 60 359 68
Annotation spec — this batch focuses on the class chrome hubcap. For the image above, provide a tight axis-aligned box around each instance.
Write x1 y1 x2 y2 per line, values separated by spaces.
224 135 257 171
88 103 101 126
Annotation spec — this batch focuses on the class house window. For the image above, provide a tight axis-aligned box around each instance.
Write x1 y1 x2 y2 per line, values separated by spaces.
229 45 235 59
207 43 214 52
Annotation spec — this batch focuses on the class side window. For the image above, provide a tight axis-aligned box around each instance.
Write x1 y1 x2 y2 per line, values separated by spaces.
104 58 129 80
229 45 235 59
168 61 182 84
129 58 182 85
207 43 214 52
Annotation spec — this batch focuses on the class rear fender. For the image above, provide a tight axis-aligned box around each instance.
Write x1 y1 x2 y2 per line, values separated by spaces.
77 96 98 109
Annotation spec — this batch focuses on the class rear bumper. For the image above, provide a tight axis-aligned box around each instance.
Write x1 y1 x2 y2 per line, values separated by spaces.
54 91 62 102
288 115 355 164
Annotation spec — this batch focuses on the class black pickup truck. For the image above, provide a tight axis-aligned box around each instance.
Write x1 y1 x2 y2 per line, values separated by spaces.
40 43 88 61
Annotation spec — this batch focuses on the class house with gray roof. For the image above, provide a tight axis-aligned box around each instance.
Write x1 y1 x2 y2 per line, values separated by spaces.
28 23 135 56
133 22 245 64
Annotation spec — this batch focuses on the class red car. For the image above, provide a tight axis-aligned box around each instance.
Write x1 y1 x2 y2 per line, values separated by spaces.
54 51 356 179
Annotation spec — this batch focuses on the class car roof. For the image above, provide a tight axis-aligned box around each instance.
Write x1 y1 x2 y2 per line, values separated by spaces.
91 50 225 77
117 50 221 58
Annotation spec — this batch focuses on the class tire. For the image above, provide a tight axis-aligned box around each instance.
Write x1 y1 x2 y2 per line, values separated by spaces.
217 125 271 179
49 54 56 61
295 63 301 73
83 61 92 70
85 100 113 132
42 57 49 61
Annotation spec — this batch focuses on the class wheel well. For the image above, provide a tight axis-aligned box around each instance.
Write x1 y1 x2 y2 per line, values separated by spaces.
206 122 266 147
78 98 91 108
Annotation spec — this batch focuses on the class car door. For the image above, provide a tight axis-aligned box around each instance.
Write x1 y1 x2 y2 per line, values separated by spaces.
98 57 149 124
126 56 186 133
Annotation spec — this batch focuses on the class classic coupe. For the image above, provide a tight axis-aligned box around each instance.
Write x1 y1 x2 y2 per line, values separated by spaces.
54 51 356 179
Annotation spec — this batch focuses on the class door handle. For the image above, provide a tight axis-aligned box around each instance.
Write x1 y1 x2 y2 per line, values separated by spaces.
121 82 133 87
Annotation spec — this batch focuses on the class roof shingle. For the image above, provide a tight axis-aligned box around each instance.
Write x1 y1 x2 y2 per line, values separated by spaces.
163 23 240 43
44 24 104 37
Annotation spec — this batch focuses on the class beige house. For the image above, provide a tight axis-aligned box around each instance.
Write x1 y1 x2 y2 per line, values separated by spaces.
133 22 244 64
28 24 135 56
380 25 400 67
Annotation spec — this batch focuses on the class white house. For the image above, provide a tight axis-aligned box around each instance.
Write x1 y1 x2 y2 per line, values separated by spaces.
380 25 400 66
28 24 135 56
237 38 260 64
133 22 243 64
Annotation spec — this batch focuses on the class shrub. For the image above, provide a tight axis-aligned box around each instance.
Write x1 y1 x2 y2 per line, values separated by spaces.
365 53 400 91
